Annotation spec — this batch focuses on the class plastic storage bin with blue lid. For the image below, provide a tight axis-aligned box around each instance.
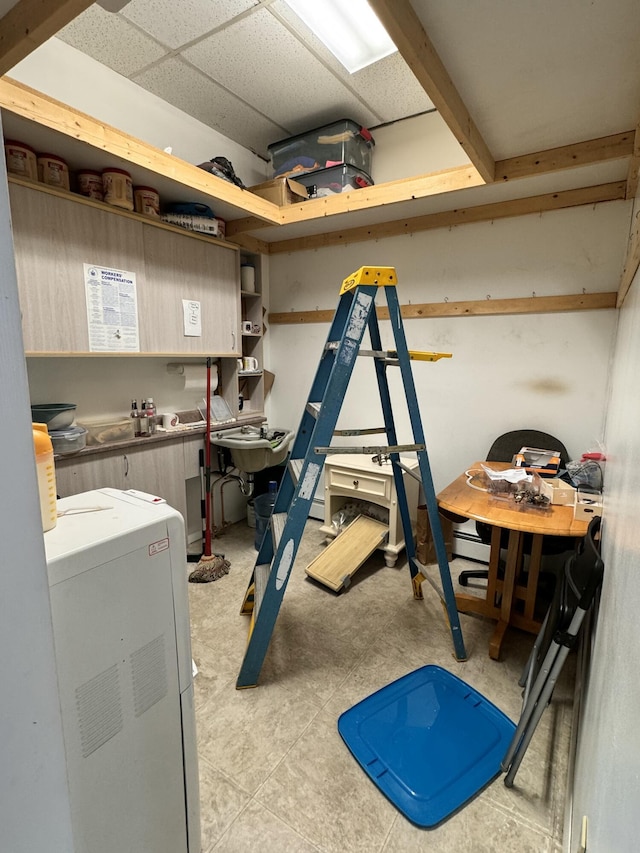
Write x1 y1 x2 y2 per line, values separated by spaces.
268 118 375 179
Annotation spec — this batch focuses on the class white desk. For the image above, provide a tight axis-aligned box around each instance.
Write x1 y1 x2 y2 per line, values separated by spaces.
319 454 419 567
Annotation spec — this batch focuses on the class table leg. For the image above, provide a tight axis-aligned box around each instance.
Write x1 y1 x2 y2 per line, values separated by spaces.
488 529 521 660
523 533 543 622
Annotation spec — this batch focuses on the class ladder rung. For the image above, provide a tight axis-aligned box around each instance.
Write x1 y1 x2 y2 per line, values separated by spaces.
254 564 271 619
314 443 426 455
306 402 322 418
271 512 287 551
288 458 304 485
333 426 387 437
358 349 451 363
397 460 423 483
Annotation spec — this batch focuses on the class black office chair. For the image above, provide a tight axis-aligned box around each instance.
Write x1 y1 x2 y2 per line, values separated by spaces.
459 429 573 589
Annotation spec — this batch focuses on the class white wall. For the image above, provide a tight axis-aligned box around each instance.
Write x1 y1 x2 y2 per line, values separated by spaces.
0 115 75 852
266 201 628 491
370 111 470 183
570 262 640 850
11 37 269 187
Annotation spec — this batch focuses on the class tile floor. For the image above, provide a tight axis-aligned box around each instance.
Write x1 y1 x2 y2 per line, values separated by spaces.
188 519 574 853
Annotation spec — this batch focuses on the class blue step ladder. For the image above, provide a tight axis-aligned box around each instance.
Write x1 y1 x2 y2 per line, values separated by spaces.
237 266 467 688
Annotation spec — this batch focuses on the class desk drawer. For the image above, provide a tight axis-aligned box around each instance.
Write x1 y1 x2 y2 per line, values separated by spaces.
328 467 391 501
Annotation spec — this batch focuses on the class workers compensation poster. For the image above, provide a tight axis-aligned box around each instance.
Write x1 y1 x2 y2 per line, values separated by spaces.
84 263 140 352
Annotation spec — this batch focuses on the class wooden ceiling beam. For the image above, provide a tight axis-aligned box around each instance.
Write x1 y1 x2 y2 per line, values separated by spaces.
268 182 626 255
497 131 635 182
227 133 633 237
0 0 94 75
268 292 616 326
368 0 495 183
276 165 483 226
625 123 640 200
617 206 640 307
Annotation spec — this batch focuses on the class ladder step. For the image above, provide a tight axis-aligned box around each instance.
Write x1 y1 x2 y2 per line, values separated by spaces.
306 401 322 418
253 563 271 619
314 443 426 455
288 458 304 485
271 512 287 551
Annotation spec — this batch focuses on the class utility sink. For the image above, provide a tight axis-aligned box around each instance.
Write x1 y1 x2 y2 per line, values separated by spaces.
210 425 295 473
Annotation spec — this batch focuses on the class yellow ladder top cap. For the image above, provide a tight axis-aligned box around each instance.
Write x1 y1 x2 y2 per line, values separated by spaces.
340 266 397 293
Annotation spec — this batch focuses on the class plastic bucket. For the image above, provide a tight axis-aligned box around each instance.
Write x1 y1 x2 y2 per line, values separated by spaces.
254 492 275 550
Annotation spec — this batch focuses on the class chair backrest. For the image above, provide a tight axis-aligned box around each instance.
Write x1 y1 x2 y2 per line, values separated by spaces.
486 429 570 467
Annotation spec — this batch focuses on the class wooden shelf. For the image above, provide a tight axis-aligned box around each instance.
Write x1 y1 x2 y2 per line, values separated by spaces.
0 77 632 261
6 174 241 252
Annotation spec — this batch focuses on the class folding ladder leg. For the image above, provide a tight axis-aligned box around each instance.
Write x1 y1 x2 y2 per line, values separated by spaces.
236 284 380 688
366 288 467 662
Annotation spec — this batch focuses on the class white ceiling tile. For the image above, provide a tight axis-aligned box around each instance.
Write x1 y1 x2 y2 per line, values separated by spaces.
57 4 166 76
351 53 434 123
182 8 378 135
269 1 431 124
132 56 285 159
121 0 259 50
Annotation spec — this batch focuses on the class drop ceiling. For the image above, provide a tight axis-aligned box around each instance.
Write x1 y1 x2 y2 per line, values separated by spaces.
55 0 640 166
3 0 640 251
57 0 435 161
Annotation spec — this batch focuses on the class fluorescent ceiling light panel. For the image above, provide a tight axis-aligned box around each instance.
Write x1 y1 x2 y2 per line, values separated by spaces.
282 0 397 73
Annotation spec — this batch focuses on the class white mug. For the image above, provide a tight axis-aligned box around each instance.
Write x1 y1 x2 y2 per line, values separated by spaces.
242 320 252 334
162 412 179 428
243 356 258 371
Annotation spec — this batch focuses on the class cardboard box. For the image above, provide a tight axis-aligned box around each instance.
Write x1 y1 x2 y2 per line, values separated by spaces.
539 477 576 506
249 176 308 206
573 487 603 521
513 446 561 478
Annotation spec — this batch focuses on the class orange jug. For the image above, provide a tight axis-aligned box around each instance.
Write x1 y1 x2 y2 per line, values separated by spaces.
32 423 57 532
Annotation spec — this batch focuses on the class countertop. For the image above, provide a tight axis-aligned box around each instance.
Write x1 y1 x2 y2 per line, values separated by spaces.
54 412 266 463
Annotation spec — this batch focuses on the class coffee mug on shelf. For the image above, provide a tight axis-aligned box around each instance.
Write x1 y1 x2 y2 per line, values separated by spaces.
242 320 252 333
162 412 179 428
242 356 259 371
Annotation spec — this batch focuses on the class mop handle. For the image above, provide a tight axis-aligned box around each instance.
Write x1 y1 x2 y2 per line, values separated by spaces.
204 357 212 552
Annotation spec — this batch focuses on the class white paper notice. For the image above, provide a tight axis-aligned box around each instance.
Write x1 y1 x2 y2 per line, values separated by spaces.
84 264 139 352
182 299 202 337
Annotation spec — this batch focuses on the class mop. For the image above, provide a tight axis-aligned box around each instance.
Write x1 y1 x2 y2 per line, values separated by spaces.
189 358 230 583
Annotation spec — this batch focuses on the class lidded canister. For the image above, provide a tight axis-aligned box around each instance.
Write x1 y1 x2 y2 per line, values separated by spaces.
4 139 38 181
32 423 57 532
102 167 134 210
133 185 160 216
37 153 70 191
77 169 104 200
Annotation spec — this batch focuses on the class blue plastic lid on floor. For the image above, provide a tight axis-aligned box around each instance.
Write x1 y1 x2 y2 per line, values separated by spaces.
337 664 516 828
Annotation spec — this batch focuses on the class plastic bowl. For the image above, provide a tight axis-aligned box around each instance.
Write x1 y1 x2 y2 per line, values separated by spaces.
49 426 87 455
31 403 77 430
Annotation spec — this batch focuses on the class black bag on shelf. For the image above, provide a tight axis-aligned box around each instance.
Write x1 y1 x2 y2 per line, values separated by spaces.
197 156 246 189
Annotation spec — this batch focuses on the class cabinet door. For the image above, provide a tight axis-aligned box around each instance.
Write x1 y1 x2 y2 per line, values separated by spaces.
10 183 145 353
140 226 240 355
55 451 126 497
123 442 187 521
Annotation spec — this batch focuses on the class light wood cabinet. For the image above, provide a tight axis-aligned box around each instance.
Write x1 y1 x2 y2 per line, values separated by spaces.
55 439 190 522
141 224 239 355
10 180 241 358
10 182 145 353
